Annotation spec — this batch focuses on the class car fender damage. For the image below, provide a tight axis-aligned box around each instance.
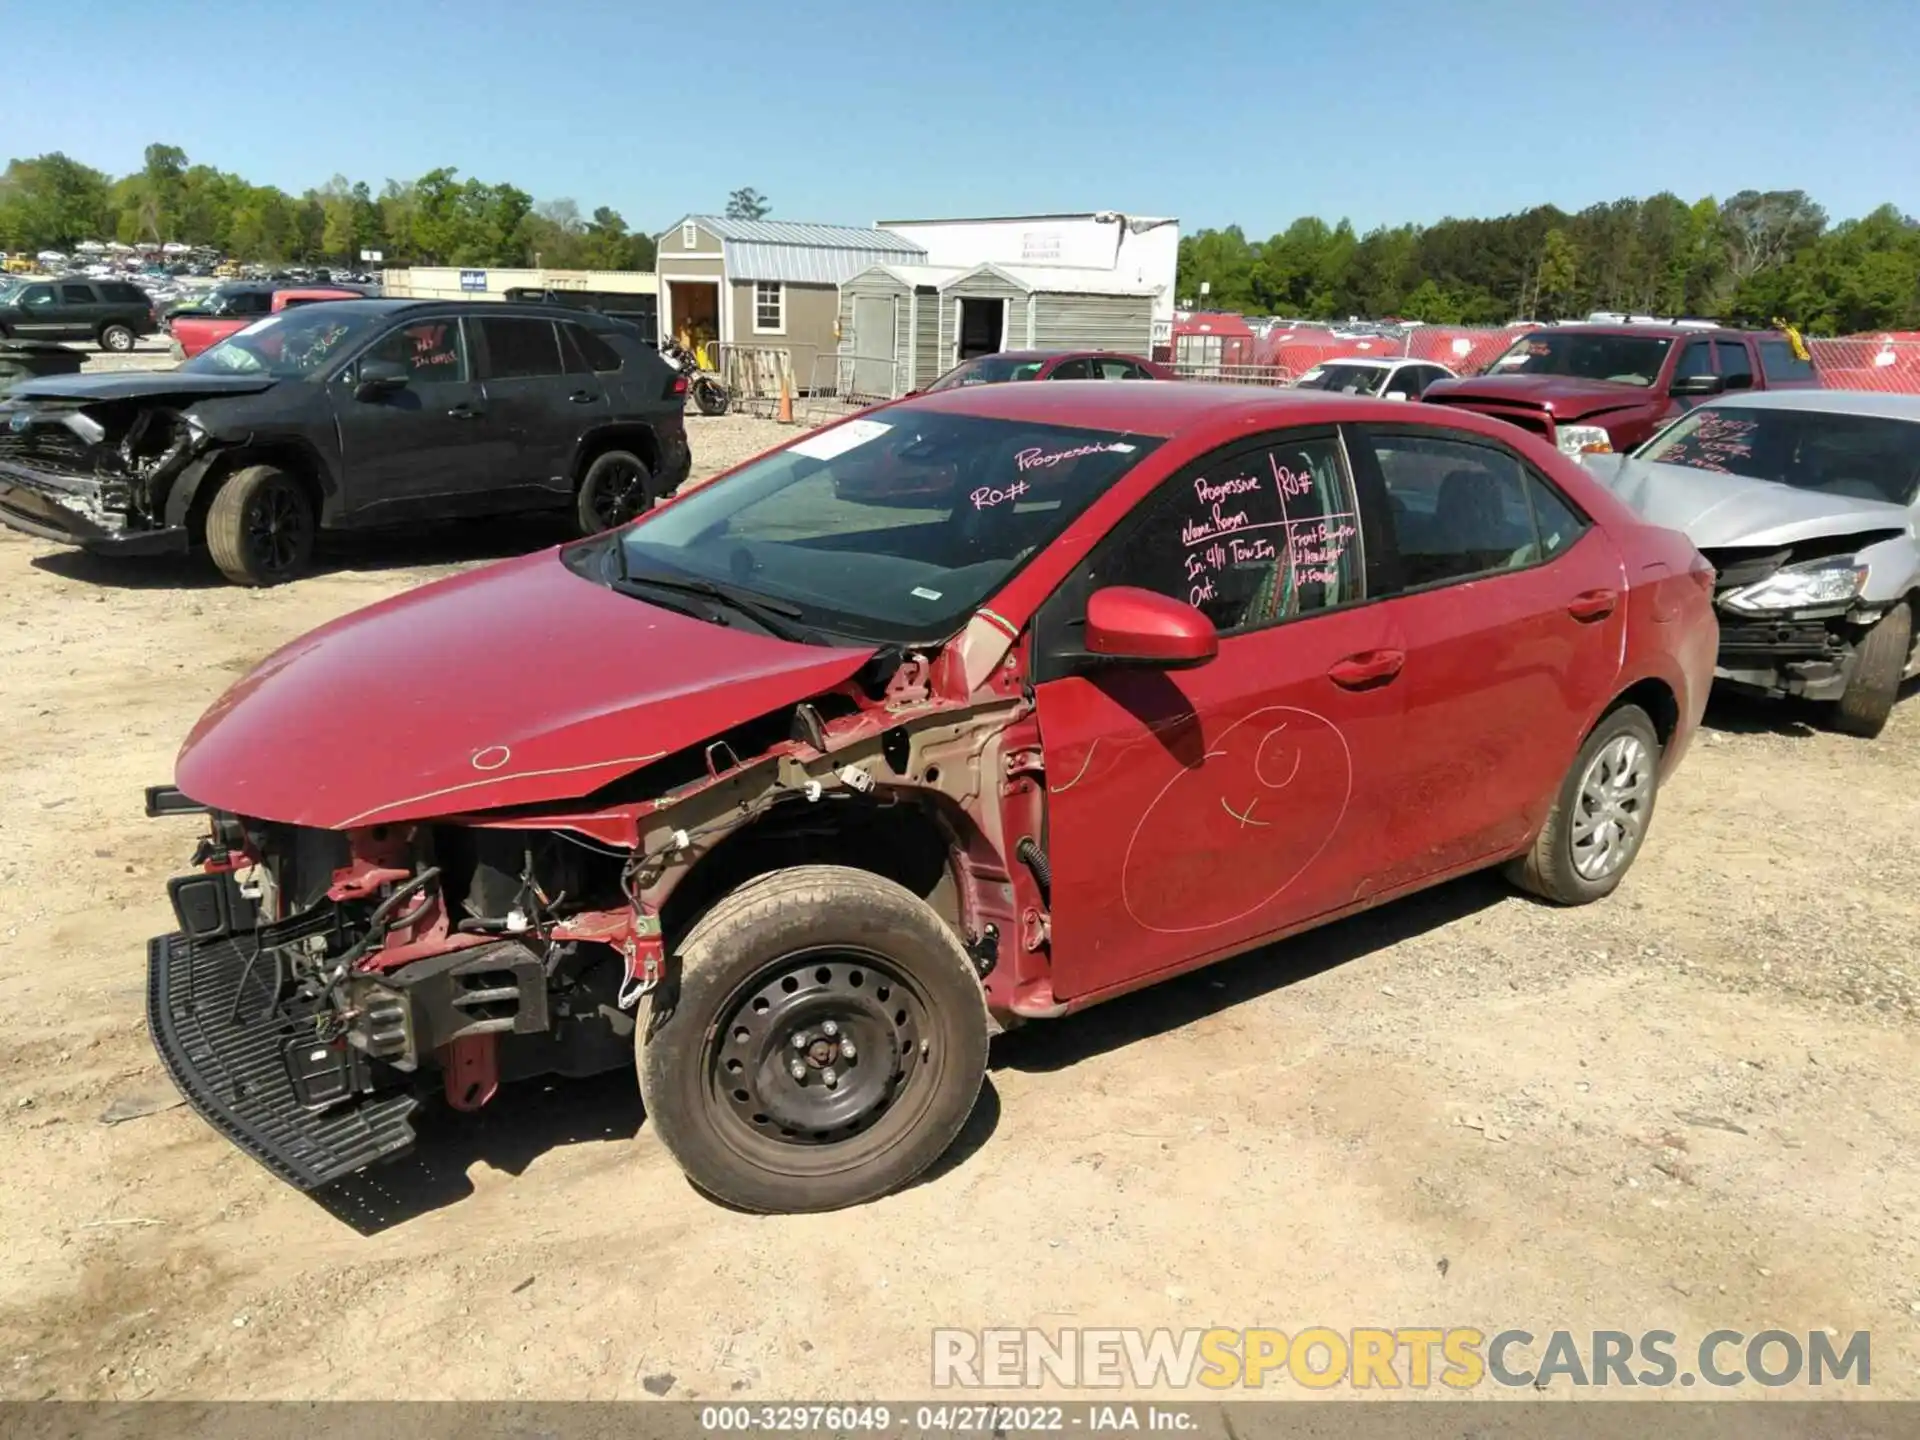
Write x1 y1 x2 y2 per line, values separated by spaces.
0 391 222 548
148 612 1054 1190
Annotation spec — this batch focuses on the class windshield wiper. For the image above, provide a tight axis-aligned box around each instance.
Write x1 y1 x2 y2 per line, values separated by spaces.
614 570 814 642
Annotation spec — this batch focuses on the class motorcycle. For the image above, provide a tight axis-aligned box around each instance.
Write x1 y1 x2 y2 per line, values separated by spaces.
660 338 730 417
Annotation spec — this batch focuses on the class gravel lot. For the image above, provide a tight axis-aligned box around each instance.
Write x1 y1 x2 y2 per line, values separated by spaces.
1 356 1917 1405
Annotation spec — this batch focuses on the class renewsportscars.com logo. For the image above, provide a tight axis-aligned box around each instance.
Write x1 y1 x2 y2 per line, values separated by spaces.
931 1327 1872 1391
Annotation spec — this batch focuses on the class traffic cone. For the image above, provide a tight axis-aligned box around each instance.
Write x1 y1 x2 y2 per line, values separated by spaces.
777 376 794 424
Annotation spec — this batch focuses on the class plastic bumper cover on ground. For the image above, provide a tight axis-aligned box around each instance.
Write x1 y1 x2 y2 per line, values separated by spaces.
146 929 419 1191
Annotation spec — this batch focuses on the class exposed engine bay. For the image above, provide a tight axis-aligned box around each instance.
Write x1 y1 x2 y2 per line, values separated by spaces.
0 388 229 546
147 640 1050 1191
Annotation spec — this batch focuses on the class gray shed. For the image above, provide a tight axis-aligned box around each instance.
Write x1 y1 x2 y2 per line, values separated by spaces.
937 263 1162 371
835 263 965 399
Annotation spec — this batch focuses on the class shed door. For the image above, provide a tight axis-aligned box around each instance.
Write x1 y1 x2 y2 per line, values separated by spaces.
850 294 898 400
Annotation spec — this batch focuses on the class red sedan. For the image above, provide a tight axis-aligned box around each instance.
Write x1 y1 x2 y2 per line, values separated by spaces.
149 383 1717 1213
923 348 1172 390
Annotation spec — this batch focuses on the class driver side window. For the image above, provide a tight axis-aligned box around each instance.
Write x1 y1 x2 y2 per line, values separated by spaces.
363 319 469 382
1088 432 1360 636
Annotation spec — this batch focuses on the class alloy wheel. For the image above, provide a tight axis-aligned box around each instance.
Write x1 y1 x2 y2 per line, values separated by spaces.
246 484 310 577
1570 734 1652 881
589 459 649 528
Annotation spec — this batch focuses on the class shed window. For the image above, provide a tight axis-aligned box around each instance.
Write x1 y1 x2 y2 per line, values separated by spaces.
753 281 784 334
681 220 698 249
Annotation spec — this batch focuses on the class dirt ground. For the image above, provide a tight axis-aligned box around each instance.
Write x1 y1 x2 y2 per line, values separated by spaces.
1 393 1918 1405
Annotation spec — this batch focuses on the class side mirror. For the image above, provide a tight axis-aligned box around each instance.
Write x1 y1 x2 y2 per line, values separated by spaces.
1671 373 1724 397
1084 586 1218 668
354 358 408 401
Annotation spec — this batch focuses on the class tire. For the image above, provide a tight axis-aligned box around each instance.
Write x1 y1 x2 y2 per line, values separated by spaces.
98 323 136 353
1830 601 1910 739
574 449 655 535
692 376 730 417
204 464 315 586
1506 704 1661 906
637 864 990 1213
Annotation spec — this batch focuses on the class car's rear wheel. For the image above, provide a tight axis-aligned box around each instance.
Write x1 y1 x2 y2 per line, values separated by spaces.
1830 601 1910 739
205 464 315 586
1506 703 1661 905
637 865 989 1213
575 449 655 535
98 323 136 352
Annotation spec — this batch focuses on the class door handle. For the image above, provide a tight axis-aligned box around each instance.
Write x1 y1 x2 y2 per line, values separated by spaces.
568 390 599 404
447 404 482 420
1567 588 1618 622
1327 649 1405 689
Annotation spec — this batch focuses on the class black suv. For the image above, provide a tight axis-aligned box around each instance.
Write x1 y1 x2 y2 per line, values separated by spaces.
0 300 692 584
0 277 157 351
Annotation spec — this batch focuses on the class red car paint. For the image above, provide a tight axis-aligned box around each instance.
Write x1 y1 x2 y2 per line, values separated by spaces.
180 381 1715 1022
169 287 365 359
175 548 875 830
1422 324 1819 453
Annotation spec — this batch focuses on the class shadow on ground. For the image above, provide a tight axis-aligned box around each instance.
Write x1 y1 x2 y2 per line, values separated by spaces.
992 869 1510 1075
28 515 574 591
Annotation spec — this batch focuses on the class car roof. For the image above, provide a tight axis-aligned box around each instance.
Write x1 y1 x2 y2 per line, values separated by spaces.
1541 323 1775 340
896 377 1519 438
971 350 1150 362
1305 356 1417 369
1704 389 1920 422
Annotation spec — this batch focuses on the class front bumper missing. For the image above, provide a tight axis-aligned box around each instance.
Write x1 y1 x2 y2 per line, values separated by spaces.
0 461 187 554
146 927 419 1190
1714 616 1852 701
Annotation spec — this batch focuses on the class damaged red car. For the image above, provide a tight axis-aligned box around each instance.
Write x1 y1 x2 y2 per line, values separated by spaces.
148 382 1718 1213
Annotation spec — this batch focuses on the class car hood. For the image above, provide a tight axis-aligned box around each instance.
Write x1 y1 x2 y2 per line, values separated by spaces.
4 370 282 403
1428 373 1649 418
175 548 878 830
1581 454 1913 548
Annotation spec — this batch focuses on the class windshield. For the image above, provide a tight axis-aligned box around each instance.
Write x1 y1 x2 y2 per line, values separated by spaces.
0 279 22 303
181 306 383 379
1294 363 1388 395
608 409 1161 643
1637 405 1920 507
1485 331 1672 387
927 356 1046 390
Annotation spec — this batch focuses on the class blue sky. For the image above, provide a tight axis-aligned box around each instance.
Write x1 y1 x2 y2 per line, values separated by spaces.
4 0 1916 237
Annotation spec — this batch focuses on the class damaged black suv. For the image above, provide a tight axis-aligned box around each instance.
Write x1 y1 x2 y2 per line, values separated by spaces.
0 299 691 584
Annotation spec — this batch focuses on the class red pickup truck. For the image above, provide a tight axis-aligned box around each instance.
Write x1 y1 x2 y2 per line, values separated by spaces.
1421 324 1821 457
169 287 364 360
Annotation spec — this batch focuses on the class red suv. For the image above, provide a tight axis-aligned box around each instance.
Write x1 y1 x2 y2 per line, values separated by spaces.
1423 324 1821 457
146 383 1717 1213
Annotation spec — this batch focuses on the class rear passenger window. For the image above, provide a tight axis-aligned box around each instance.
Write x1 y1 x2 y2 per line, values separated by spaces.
1048 359 1094 380
1716 341 1754 390
562 323 624 374
1357 431 1551 591
1100 433 1361 634
478 317 564 379
1519 473 1589 562
1759 339 1816 383
60 284 95 304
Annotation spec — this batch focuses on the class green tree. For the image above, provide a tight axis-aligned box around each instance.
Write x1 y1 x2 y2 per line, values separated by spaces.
725 187 770 220
1535 228 1578 318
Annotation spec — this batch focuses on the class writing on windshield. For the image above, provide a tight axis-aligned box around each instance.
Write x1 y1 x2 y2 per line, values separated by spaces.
614 410 1159 644
1640 405 1920 506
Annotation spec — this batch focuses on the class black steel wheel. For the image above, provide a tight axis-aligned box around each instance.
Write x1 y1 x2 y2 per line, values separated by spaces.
638 865 989 1213
574 449 655 535
205 464 315 586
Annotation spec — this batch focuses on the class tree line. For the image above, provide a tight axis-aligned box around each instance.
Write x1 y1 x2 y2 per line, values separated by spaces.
0 144 661 271
1176 191 1920 335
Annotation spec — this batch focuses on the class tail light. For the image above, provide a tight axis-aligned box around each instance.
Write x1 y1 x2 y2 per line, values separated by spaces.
672 375 688 397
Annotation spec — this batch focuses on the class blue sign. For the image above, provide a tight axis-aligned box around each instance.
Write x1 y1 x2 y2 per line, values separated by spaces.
459 269 487 292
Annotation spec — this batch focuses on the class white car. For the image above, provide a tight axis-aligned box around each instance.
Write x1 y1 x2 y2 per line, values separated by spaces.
1290 355 1456 400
